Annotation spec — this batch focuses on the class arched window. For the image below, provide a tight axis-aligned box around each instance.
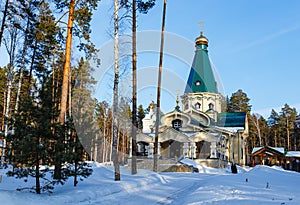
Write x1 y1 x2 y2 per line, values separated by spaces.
208 103 214 110
184 103 189 110
172 119 182 130
195 102 201 109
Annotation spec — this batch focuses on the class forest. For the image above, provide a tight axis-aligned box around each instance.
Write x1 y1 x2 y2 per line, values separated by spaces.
0 0 299 194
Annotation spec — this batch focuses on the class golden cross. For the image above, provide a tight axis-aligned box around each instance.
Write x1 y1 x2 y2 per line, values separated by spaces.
175 89 180 105
199 21 205 34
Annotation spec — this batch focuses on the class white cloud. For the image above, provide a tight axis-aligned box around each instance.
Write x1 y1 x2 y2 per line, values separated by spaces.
233 24 300 53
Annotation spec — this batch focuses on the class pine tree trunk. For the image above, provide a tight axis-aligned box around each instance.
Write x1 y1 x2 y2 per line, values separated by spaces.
112 0 120 181
103 116 106 162
74 159 78 186
55 0 75 180
131 0 137 175
35 136 41 194
28 39 38 91
274 130 277 147
15 17 30 115
74 134 78 187
287 118 290 150
154 0 167 172
59 0 74 124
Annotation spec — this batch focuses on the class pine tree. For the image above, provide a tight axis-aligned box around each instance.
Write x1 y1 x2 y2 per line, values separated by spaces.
268 109 280 147
95 101 110 162
279 104 297 150
54 0 100 179
7 81 55 194
118 98 131 165
70 58 96 186
227 89 251 113
137 104 145 132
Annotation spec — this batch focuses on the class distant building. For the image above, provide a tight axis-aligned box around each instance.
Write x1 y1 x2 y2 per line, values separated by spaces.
251 146 300 172
135 30 249 168
251 146 285 166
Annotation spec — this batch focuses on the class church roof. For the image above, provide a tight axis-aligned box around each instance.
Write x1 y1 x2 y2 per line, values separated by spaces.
217 112 246 128
251 146 285 156
184 32 218 94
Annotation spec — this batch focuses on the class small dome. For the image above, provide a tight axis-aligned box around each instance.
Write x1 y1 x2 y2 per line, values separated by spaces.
195 32 208 46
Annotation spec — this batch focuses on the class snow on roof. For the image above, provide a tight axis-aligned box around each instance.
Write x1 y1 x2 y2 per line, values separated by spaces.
286 151 300 158
252 147 263 154
182 132 197 137
251 146 285 154
269 147 285 154
219 127 244 133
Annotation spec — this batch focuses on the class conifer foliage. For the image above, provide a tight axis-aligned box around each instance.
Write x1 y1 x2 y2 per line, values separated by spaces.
227 89 300 165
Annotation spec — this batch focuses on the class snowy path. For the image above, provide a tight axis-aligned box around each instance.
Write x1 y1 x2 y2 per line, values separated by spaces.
154 174 217 205
85 173 219 205
1 165 300 205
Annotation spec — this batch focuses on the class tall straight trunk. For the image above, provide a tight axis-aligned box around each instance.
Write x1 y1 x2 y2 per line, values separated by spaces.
109 121 113 161
131 0 137 175
1 79 11 167
73 134 78 186
15 16 31 115
102 114 106 162
112 0 120 181
28 39 38 91
59 0 75 124
55 0 75 180
1 91 6 131
0 0 9 47
287 117 290 150
35 136 41 194
1 26 17 167
68 64 72 118
274 129 277 147
154 0 167 172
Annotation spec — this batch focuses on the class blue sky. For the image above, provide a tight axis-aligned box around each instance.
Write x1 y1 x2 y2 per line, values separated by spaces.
1 0 300 117
92 0 300 117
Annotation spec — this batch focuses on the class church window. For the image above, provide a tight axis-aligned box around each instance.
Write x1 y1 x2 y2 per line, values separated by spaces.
184 103 189 110
195 102 201 109
195 80 201 86
209 103 214 110
172 119 182 130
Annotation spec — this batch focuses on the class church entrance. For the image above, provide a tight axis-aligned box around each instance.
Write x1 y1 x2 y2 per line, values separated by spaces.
196 141 211 159
137 142 149 156
160 140 183 159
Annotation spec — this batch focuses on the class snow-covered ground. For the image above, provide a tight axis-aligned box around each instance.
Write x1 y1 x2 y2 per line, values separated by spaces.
0 162 300 205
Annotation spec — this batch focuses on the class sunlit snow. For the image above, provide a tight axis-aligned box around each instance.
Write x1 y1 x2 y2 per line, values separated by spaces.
0 163 299 205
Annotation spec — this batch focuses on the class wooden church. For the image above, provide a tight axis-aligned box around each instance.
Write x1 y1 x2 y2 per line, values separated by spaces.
134 30 249 168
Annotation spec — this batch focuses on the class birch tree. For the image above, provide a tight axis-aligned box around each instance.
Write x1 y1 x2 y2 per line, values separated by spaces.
112 0 120 181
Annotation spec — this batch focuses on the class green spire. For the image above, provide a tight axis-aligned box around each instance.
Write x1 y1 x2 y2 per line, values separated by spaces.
185 32 218 94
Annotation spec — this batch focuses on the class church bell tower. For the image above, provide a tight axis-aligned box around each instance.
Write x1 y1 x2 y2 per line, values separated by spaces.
182 26 223 121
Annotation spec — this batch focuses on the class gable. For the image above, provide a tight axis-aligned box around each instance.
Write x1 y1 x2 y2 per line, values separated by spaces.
159 127 189 142
251 146 285 157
